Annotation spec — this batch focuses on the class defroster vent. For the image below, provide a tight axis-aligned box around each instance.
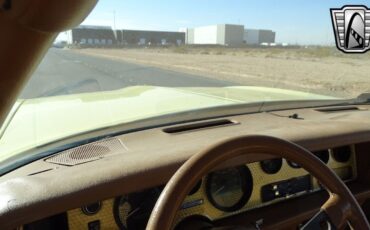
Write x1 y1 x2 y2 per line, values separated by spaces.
163 119 237 134
45 138 126 166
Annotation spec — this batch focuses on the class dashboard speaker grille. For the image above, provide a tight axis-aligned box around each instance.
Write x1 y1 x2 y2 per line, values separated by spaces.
45 138 126 166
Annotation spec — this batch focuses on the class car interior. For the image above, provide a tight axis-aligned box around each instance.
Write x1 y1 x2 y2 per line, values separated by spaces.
1 1 370 230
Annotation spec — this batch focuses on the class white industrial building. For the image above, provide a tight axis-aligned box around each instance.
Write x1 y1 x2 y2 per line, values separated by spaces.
186 24 244 46
244 29 276 45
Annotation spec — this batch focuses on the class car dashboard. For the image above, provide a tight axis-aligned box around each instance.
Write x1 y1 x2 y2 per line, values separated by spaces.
26 146 356 229
2 105 370 230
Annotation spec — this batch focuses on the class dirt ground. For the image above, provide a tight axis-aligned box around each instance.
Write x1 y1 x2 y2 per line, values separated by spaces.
74 47 370 98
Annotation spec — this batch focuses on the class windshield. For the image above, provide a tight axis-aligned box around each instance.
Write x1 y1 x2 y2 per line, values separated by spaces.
1 1 370 162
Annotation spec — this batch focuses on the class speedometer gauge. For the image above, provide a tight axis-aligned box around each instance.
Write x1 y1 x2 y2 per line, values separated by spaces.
206 166 253 212
113 188 162 230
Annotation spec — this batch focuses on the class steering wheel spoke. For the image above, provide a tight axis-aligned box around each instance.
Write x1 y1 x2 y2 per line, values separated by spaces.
302 194 351 230
322 194 352 228
301 209 336 230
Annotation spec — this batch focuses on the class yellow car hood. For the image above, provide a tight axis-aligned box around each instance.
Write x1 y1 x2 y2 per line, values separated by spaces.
0 86 335 161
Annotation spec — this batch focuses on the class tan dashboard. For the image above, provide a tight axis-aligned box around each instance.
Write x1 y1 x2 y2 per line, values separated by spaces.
4 105 370 230
66 146 356 229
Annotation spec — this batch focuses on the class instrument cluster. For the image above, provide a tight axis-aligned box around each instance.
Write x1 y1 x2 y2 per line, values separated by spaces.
68 145 356 229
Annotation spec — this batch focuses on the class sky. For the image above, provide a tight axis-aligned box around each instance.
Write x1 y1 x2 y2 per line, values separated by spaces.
58 0 370 45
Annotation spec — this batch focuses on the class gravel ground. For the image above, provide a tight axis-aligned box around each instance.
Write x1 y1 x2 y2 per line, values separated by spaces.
74 47 370 98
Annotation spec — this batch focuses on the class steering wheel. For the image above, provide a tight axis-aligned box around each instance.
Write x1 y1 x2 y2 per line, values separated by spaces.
146 135 369 230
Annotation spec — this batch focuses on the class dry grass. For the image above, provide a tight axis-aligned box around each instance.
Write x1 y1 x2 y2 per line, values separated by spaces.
167 46 370 59
73 46 370 98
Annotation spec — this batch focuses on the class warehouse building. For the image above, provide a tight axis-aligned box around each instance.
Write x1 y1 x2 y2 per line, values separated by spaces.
66 25 117 45
66 26 185 46
66 25 276 47
244 29 276 45
116 30 185 46
186 24 245 46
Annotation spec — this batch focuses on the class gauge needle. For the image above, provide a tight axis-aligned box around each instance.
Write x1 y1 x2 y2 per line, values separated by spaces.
126 206 141 218
214 186 225 195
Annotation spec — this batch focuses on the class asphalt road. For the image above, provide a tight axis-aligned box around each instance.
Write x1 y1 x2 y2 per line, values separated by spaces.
20 48 232 99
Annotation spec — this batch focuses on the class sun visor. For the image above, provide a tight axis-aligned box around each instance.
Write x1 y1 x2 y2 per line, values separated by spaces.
0 0 97 32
